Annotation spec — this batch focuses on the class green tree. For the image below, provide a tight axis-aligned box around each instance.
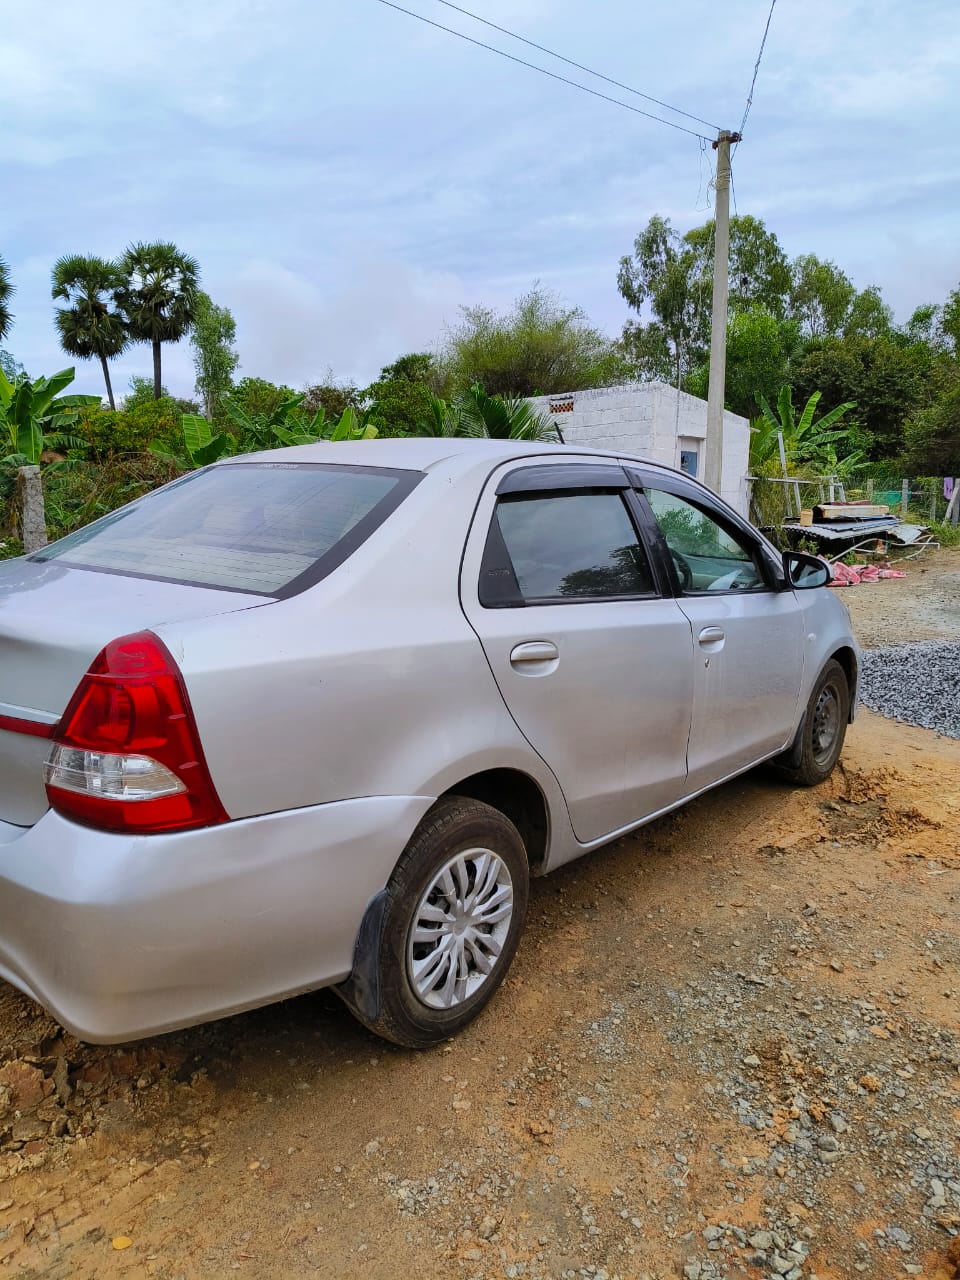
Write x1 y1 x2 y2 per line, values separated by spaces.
0 350 23 381
117 241 199 399
441 287 620 397
302 380 362 422
51 254 128 410
364 352 440 437
230 376 296 420
788 255 856 337
843 285 894 340
618 215 709 387
688 307 802 418
0 255 13 342
790 335 934 459
901 303 942 348
190 291 240 418
619 215 794 388
124 375 198 415
684 214 792 317
941 283 960 356
903 365 960 475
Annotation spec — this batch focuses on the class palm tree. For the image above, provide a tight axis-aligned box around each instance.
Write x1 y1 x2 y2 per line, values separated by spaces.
51 255 129 410
457 384 560 441
116 242 199 399
416 384 560 441
0 255 14 342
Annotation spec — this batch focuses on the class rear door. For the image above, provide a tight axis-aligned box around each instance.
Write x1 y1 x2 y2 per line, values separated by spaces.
632 473 805 790
460 461 694 844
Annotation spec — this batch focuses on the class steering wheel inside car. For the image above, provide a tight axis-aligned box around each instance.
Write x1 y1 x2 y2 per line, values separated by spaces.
670 550 693 592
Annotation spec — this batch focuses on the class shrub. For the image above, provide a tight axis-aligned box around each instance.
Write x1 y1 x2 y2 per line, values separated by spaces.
41 455 184 540
230 377 296 421
80 399 183 460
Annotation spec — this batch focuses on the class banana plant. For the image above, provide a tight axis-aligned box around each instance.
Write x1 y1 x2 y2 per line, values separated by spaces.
0 366 99 466
221 394 377 449
751 386 857 472
271 405 378 446
181 413 233 466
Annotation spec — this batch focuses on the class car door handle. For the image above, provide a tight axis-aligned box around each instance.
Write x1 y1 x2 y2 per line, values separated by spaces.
698 626 725 647
509 641 559 665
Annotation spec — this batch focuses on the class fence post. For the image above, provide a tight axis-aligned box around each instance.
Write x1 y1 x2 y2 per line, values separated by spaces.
900 479 909 519
866 478 874 501
930 483 938 523
17 466 48 553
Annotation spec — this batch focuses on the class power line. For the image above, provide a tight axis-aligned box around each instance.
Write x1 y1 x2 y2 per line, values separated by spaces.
739 0 777 136
370 0 713 140
431 0 721 132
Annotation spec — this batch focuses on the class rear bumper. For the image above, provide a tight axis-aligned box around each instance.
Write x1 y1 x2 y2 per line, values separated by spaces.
0 796 434 1043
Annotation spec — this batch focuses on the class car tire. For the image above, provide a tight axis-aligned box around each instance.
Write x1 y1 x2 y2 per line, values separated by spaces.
350 797 529 1049
773 659 850 786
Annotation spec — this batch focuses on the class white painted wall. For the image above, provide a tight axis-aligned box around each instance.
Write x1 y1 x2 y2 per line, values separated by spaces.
527 382 751 517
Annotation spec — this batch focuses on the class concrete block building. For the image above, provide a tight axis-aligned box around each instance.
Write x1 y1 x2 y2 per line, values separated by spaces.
527 382 751 517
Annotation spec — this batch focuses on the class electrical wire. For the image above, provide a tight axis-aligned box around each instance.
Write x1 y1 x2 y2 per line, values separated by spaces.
370 0 714 140
739 0 777 136
431 0 721 132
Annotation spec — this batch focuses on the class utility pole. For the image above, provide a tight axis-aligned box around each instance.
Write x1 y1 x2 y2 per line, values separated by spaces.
703 129 741 496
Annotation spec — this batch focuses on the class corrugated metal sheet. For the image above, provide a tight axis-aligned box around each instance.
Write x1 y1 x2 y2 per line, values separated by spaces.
783 517 902 541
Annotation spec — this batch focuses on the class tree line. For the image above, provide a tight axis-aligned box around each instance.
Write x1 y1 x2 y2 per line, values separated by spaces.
1 212 959 477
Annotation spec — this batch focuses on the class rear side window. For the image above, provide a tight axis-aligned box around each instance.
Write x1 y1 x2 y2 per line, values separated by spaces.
483 491 655 604
34 462 421 596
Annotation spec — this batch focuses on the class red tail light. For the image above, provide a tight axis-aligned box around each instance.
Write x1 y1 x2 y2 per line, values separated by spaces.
44 631 229 834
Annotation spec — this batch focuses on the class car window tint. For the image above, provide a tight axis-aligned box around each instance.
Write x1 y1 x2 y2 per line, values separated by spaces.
35 463 410 595
495 492 653 601
645 488 765 593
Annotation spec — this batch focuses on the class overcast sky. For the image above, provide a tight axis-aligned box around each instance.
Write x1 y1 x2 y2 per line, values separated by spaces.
3 0 959 400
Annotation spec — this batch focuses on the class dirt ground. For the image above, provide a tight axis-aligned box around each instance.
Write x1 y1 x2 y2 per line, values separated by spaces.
1 553 959 1280
840 545 960 648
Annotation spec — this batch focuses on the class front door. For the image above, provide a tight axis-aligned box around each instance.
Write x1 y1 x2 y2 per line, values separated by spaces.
639 482 805 791
461 462 694 844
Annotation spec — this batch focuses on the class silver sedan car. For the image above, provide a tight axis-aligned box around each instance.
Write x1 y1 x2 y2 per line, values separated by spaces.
0 440 857 1046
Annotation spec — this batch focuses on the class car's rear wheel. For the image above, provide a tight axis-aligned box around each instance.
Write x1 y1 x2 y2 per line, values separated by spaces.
351 797 529 1048
774 659 850 786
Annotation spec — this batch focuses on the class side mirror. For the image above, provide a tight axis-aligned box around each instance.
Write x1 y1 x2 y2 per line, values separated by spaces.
782 550 831 590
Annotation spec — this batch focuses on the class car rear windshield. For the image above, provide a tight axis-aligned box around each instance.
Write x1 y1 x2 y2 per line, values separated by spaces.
33 462 421 596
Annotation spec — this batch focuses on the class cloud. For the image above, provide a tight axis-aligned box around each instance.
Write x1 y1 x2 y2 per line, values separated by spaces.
2 0 958 398
223 255 475 389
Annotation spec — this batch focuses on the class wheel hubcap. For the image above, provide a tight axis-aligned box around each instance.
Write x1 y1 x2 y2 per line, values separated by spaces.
812 683 841 765
406 848 514 1010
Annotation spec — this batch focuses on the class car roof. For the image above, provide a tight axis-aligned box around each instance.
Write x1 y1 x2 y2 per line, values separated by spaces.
218 437 634 472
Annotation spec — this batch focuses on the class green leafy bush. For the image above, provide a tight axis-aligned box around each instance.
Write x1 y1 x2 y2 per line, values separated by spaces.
229 377 296 421
40 455 184 540
80 398 183 460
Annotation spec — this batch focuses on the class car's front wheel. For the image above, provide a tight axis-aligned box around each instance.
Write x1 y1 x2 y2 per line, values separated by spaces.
774 658 850 786
350 797 529 1048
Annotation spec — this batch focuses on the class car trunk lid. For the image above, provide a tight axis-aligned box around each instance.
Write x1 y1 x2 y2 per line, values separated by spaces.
0 557 265 827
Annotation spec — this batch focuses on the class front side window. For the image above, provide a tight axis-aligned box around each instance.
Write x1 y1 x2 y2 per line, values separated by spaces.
488 491 654 603
645 488 766 593
34 462 419 596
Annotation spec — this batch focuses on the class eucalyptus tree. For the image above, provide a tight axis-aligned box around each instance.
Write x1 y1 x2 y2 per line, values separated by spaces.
51 254 128 409
190 291 240 417
117 242 199 398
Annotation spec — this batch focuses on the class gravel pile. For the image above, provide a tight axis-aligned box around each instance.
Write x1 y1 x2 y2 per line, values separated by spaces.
858 640 960 739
